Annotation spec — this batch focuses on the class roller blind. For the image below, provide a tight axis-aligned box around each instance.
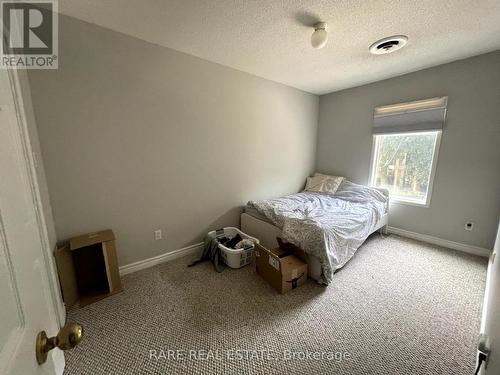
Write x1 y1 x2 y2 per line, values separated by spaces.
373 97 447 135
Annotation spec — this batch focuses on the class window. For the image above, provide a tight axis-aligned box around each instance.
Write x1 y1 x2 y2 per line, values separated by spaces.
370 131 441 206
370 97 447 207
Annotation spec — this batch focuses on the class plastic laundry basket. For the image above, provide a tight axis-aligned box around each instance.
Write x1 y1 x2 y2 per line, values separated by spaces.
207 227 259 269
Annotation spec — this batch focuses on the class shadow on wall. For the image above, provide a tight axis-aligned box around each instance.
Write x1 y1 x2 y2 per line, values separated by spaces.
183 206 244 247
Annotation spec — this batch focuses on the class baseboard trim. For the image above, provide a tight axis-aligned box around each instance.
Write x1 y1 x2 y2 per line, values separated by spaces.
119 242 204 276
119 227 490 275
387 226 491 258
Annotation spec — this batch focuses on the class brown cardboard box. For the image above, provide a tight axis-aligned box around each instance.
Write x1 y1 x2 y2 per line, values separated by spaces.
254 239 308 294
54 229 123 308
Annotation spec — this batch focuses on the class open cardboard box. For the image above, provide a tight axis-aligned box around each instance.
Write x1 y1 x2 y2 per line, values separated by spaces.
54 229 123 308
254 238 308 294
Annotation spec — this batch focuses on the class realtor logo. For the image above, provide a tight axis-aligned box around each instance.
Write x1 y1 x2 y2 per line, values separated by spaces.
1 0 58 69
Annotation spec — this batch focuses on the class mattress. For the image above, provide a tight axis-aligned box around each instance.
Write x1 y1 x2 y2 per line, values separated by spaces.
245 180 389 284
244 205 274 225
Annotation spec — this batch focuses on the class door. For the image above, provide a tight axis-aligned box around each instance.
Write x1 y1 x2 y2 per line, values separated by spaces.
0 69 64 374
478 224 500 374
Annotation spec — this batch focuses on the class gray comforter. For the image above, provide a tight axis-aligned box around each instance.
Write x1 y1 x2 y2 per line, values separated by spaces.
246 181 388 284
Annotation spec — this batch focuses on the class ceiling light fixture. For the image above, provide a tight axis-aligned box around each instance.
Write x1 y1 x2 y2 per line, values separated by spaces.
369 35 408 55
311 22 328 49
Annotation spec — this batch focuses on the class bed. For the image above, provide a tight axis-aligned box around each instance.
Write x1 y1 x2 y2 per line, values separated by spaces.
241 180 389 284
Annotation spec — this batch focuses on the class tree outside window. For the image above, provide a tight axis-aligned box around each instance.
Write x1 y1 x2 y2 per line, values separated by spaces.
371 131 440 205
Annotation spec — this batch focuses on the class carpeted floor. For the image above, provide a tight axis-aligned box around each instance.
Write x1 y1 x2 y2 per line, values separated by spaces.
64 234 487 375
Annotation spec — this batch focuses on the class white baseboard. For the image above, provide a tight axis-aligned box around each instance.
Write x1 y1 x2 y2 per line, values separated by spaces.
119 242 204 276
118 227 490 276
387 226 491 258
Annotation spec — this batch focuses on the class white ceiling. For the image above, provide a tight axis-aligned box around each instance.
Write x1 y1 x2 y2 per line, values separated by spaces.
57 0 500 95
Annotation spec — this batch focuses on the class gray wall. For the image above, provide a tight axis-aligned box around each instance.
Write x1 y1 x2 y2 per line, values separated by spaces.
317 51 500 249
28 15 319 266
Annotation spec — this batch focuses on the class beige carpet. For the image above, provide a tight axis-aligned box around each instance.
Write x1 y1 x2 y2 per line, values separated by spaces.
64 234 487 375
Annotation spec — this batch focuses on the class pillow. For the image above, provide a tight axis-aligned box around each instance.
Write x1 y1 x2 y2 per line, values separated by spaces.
304 173 344 194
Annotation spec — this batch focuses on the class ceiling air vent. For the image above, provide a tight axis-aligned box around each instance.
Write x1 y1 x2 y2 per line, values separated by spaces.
369 35 408 55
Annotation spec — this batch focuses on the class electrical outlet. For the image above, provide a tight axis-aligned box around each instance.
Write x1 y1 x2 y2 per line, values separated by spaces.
154 229 162 240
465 222 474 231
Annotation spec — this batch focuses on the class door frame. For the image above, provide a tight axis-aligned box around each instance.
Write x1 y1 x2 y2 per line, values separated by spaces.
4 67 66 362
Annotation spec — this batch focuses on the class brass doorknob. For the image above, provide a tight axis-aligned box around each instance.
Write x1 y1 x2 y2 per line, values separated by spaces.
36 322 84 364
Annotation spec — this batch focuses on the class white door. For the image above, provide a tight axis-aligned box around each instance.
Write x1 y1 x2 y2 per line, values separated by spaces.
479 224 500 374
0 69 64 374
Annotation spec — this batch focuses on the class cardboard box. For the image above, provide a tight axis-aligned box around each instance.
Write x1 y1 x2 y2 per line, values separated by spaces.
254 239 308 294
54 229 123 308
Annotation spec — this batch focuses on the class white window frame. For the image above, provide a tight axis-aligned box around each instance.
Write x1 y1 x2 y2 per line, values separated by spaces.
368 130 442 208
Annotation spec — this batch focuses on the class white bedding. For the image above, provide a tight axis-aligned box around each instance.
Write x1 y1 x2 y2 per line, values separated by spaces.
246 181 388 284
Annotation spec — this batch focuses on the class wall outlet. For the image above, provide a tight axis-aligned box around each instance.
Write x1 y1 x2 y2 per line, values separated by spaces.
154 229 162 240
465 222 474 231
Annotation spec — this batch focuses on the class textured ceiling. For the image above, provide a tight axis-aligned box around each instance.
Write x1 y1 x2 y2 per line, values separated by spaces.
57 0 500 95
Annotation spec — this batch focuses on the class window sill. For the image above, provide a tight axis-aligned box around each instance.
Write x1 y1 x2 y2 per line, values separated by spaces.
390 198 430 208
